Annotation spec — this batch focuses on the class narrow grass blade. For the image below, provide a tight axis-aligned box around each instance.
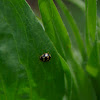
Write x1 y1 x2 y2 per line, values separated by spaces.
86 38 99 77
87 41 100 99
38 0 71 61
85 0 97 55
55 0 87 61
38 0 97 100
68 0 85 12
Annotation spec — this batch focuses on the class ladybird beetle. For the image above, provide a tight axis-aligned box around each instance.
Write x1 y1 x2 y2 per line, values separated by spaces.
40 53 51 62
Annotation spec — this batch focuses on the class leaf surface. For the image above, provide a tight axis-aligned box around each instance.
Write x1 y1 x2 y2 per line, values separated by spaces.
0 0 68 100
38 0 97 100
55 0 86 61
86 0 97 55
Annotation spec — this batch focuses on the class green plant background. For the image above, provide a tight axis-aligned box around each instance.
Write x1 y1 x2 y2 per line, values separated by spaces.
0 0 100 100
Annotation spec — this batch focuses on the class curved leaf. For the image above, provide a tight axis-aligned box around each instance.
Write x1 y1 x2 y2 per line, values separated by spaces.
55 0 87 61
0 0 69 99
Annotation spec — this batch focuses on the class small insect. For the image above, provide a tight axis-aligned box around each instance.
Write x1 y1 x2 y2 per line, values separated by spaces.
40 53 51 62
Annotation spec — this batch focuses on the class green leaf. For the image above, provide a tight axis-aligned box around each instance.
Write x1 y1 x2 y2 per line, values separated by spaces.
55 0 87 61
68 0 85 12
97 17 100 40
38 0 72 61
86 0 97 55
87 41 100 99
86 39 99 77
0 0 97 100
97 17 100 28
38 0 97 100
0 0 70 99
